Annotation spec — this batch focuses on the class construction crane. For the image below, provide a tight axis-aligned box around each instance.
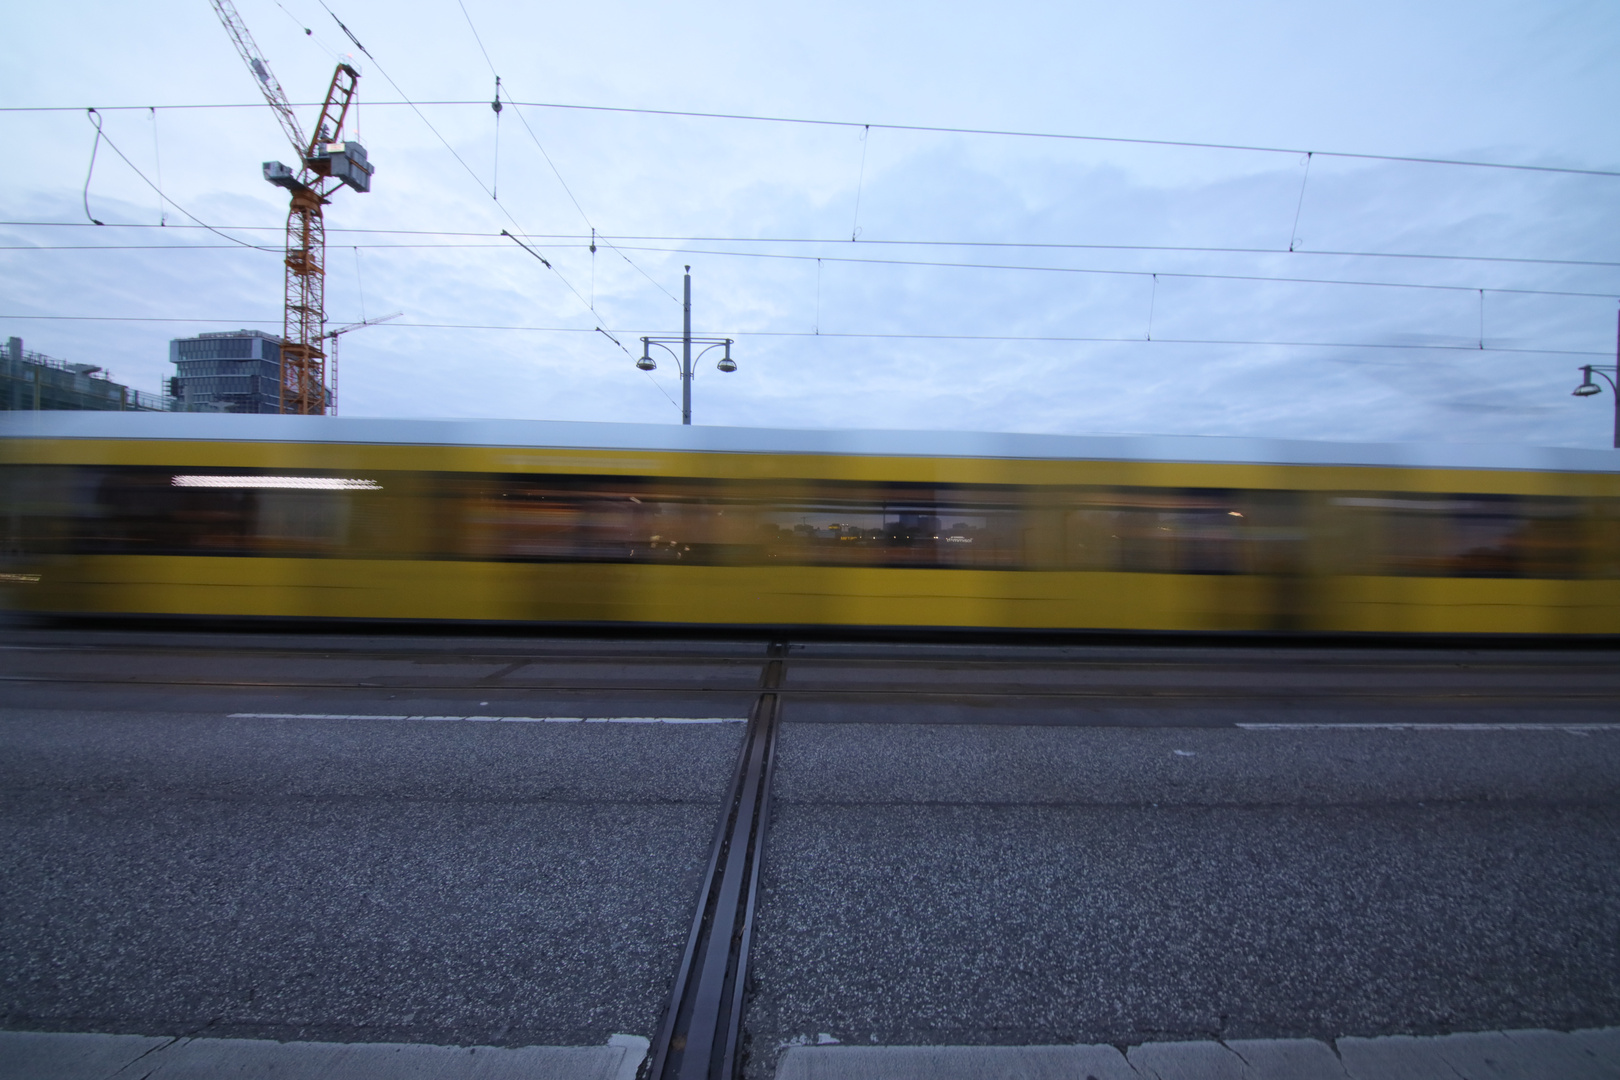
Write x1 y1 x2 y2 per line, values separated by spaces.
324 310 401 414
209 0 375 414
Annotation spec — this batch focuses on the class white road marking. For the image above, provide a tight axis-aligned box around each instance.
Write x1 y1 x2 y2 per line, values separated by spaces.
228 713 744 724
1238 722 1620 732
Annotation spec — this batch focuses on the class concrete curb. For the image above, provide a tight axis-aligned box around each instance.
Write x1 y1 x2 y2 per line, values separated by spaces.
773 1027 1620 1079
0 1031 651 1080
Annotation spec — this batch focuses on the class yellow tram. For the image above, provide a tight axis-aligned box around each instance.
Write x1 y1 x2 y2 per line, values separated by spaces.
4 412 1619 635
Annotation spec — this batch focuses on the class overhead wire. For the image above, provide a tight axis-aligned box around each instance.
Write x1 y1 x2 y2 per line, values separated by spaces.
449 0 680 306
8 98 1616 178
75 111 273 250
606 244 1620 300
1287 152 1312 253
506 102 682 303
850 125 869 241
81 111 106 226
3 313 1608 359
17 232 1608 301
444 0 680 303
305 0 600 317
270 0 343 59
18 74 1618 382
456 0 501 196
306 0 687 434
7 221 1615 269
148 107 166 226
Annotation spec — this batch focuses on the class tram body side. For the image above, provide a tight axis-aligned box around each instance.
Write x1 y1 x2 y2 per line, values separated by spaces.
4 427 1619 635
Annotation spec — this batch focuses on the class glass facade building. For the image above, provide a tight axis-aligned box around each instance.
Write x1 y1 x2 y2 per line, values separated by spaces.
169 331 294 414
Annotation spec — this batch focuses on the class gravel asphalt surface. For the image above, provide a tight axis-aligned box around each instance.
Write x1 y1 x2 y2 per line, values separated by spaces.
746 721 1620 1076
0 705 742 1046
2 628 1618 1080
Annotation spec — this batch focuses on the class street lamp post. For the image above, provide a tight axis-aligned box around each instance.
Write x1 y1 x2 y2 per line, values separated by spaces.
637 265 736 425
1571 309 1620 448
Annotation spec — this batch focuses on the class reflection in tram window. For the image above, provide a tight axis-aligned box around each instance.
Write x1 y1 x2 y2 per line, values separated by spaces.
455 476 1027 569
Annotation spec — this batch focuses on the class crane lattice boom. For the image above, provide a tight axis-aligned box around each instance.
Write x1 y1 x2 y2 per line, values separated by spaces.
207 0 305 159
208 0 375 416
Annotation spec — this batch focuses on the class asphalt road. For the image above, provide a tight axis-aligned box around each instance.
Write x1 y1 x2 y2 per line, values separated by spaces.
2 627 1618 1078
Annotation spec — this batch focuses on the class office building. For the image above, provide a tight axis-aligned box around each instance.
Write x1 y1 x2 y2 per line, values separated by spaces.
2 336 170 412
168 330 299 413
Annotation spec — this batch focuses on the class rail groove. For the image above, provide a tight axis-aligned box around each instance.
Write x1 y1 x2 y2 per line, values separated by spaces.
645 642 786 1080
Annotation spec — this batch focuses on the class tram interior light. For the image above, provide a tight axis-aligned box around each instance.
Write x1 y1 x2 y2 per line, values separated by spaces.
171 475 381 490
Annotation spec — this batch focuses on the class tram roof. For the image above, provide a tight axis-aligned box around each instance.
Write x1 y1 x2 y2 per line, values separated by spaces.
4 411 1619 474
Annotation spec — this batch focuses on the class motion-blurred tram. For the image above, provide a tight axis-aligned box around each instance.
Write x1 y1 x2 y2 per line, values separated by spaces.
3 412 1619 635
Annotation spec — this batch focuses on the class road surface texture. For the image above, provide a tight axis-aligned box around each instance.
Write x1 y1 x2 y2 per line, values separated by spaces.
1 626 1618 1079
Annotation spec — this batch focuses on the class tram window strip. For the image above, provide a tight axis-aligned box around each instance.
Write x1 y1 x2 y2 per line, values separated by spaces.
228 713 745 723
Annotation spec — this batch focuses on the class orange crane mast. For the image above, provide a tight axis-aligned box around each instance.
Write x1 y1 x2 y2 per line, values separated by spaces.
209 0 375 414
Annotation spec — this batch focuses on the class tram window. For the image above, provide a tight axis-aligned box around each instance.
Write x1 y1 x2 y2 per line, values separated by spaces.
0 466 99 556
25 467 365 557
460 480 641 561
454 475 1027 568
1330 495 1585 578
1064 489 1295 575
753 496 1024 569
88 470 258 555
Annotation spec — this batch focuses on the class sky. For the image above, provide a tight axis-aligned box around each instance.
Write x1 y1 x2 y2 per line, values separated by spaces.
2 0 1618 446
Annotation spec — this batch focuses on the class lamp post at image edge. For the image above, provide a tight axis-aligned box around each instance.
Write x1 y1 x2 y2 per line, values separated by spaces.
1571 308 1620 449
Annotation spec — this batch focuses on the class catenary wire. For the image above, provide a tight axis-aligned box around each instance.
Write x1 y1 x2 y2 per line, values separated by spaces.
148 107 167 226
306 0 601 318
81 113 106 226
74 112 274 251
3 314 1608 358
449 0 678 303
6 236 1612 301
6 99 1617 178
606 244 1620 300
7 221 1614 270
453 0 499 74
270 0 344 61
